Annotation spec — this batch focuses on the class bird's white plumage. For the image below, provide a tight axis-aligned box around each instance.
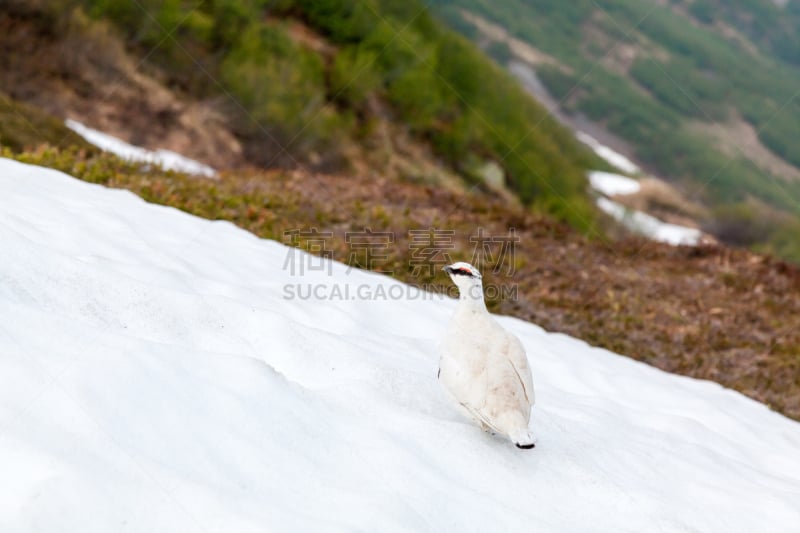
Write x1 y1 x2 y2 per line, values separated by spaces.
439 263 536 448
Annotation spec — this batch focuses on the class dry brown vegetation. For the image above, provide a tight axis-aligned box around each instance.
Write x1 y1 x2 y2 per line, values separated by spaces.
0 4 243 168
9 146 800 420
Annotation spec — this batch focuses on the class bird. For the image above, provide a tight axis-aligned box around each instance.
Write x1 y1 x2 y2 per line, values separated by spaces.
438 262 536 449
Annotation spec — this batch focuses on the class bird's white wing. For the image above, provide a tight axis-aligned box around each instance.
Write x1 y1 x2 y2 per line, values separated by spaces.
503 332 535 406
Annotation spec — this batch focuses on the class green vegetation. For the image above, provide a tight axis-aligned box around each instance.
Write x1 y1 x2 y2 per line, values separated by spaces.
432 0 800 261
31 0 608 231
688 0 800 68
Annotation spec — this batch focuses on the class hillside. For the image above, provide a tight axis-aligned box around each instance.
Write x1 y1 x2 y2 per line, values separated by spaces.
8 145 800 421
0 0 608 230
433 0 800 261
2 157 800 531
2 0 799 421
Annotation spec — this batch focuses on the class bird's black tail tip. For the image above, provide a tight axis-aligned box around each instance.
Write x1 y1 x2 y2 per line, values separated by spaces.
515 442 535 450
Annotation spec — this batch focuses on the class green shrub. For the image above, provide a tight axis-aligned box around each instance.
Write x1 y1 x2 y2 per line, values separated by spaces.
68 0 605 229
330 47 382 107
220 23 331 155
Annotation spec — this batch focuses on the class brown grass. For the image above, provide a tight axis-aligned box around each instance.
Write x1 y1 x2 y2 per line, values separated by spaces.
0 6 243 169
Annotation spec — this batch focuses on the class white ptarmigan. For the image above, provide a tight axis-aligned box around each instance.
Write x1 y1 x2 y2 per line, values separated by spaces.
438 262 536 449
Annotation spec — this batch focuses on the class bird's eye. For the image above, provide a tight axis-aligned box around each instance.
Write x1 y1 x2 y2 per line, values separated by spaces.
455 268 472 276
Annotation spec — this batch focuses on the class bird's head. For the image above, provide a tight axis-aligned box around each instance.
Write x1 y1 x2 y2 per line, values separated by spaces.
443 262 484 300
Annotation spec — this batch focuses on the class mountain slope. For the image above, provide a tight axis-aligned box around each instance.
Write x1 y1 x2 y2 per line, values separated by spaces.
0 0 607 230
2 157 800 531
433 0 800 260
8 145 800 420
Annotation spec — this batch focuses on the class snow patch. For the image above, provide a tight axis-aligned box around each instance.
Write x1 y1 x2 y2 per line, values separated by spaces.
587 173 702 246
1 157 799 531
588 170 641 196
597 197 703 245
65 119 217 178
577 131 640 174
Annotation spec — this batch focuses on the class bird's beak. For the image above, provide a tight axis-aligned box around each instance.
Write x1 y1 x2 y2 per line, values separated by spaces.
442 265 454 275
